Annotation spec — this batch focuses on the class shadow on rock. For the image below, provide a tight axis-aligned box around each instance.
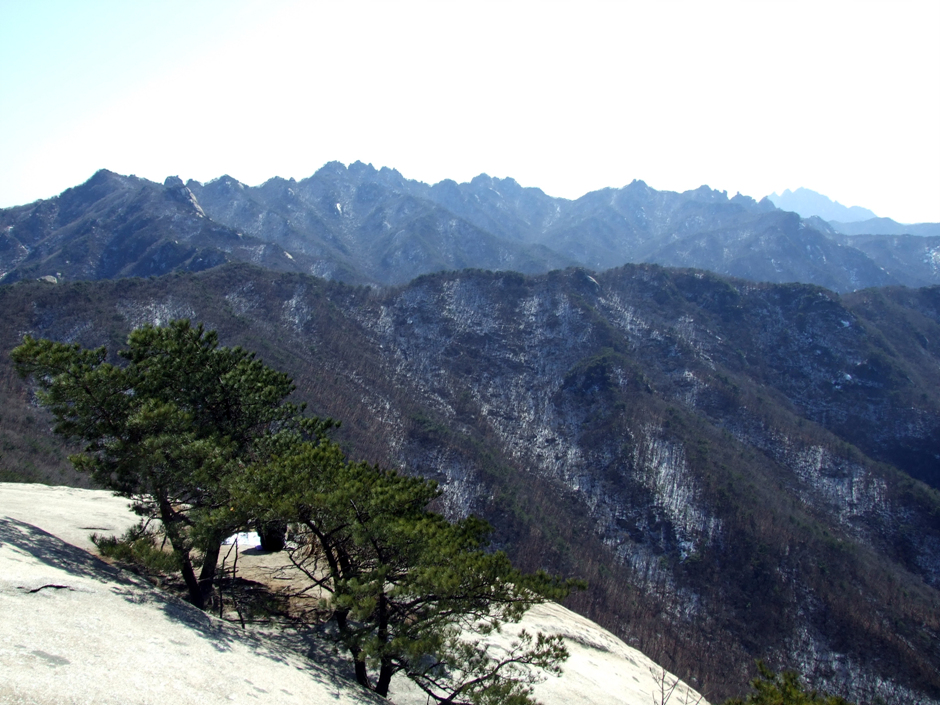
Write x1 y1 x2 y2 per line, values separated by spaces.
0 517 139 586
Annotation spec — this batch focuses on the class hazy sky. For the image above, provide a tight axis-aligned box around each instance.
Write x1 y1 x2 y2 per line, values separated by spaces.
2 0 938 222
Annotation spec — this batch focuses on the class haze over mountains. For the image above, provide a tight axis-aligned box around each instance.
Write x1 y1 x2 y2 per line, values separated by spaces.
2 164 938 292
768 187 940 239
768 188 878 223
2 164 940 704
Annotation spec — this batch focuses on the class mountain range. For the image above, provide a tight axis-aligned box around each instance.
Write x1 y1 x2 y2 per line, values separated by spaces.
2 164 938 293
2 165 940 704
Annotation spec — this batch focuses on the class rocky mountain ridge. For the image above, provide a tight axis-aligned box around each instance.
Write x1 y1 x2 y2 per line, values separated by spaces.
767 188 877 224
3 164 938 293
2 264 939 704
0 169 323 283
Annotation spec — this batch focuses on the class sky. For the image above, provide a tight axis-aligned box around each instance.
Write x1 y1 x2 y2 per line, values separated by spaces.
2 0 939 223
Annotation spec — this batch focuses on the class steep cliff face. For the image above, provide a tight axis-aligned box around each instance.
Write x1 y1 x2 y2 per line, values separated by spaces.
1 265 939 704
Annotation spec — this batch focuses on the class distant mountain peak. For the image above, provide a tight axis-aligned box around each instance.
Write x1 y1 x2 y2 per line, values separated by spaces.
768 187 876 223
209 174 244 189
348 160 378 176
624 179 651 194
79 168 130 192
683 184 729 202
470 173 495 187
314 161 350 178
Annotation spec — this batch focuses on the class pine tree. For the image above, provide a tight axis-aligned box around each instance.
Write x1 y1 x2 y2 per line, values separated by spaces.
722 662 854 705
12 320 329 608
14 319 576 702
233 439 578 703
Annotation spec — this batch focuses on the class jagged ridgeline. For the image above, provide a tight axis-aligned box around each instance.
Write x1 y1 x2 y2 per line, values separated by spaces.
2 263 939 704
2 164 939 292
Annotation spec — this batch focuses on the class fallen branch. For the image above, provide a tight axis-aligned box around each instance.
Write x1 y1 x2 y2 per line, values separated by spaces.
25 584 73 593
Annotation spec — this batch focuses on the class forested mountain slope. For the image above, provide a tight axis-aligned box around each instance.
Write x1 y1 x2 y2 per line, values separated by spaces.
2 264 938 704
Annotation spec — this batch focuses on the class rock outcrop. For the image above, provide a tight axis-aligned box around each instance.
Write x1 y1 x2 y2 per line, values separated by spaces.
0 483 706 705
